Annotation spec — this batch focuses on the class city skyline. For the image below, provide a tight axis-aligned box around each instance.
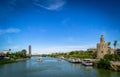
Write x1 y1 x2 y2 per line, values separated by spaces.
0 0 120 54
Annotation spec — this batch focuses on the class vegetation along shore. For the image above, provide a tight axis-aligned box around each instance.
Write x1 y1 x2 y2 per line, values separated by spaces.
42 35 120 72
0 49 31 65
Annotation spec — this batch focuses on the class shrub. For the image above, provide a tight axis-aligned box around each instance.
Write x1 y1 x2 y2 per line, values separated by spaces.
104 54 120 61
98 59 110 69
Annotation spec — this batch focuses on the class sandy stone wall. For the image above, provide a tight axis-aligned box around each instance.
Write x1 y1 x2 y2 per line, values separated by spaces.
110 61 120 71
97 35 108 59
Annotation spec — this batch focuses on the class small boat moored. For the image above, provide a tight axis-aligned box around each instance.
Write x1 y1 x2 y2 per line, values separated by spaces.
82 59 93 66
37 57 42 62
68 58 81 63
57 56 65 61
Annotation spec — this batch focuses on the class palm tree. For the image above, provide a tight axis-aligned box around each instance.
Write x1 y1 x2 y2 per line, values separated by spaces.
113 40 117 49
113 40 117 54
108 42 111 48
9 49 11 52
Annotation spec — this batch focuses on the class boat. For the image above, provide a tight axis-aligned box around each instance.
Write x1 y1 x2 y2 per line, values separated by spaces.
68 58 81 63
37 57 42 62
82 59 93 66
57 56 64 61
57 58 62 61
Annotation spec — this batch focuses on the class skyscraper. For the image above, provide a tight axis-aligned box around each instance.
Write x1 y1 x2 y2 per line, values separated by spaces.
28 45 31 55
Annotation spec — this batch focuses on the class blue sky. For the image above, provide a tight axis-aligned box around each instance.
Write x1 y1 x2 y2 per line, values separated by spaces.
0 0 120 54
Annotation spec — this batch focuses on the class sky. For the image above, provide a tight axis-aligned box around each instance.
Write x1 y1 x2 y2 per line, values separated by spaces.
0 0 120 54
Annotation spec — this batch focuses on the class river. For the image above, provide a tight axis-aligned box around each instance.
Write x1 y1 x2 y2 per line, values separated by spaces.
0 57 120 77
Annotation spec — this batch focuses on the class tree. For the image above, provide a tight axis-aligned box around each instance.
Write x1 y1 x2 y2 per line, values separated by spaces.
69 51 75 55
113 40 117 49
21 49 27 54
113 40 118 54
98 59 110 69
21 49 27 57
9 49 11 52
108 42 111 47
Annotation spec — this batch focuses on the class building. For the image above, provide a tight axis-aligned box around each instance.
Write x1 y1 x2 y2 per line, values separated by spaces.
2 50 9 54
116 48 120 55
0 50 9 60
28 45 31 55
87 48 97 52
0 52 4 56
97 35 109 59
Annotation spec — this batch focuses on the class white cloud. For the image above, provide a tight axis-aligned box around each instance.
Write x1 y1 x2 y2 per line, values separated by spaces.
32 44 96 54
0 28 21 35
34 0 66 10
5 28 20 33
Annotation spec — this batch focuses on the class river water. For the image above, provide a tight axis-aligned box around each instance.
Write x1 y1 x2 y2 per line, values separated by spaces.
0 57 120 77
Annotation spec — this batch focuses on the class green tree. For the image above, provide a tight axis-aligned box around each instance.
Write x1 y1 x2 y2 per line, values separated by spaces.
113 40 117 49
98 59 110 69
108 42 111 47
21 49 27 57
9 49 11 52
113 40 118 54
69 51 74 55
6 52 10 57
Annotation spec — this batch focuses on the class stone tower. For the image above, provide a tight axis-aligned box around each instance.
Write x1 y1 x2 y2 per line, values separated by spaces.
97 35 108 59
28 45 31 55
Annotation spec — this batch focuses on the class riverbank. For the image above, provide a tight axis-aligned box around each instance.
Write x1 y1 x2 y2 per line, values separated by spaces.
53 56 120 72
42 50 120 72
0 59 15 65
0 58 30 65
110 61 120 71
15 58 30 61
0 49 31 65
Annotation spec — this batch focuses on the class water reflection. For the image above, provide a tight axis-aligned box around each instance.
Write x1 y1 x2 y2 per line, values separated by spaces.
71 63 81 68
97 69 112 77
84 66 93 71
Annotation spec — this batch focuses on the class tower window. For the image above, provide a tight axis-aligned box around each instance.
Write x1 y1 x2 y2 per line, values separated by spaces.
101 51 103 53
